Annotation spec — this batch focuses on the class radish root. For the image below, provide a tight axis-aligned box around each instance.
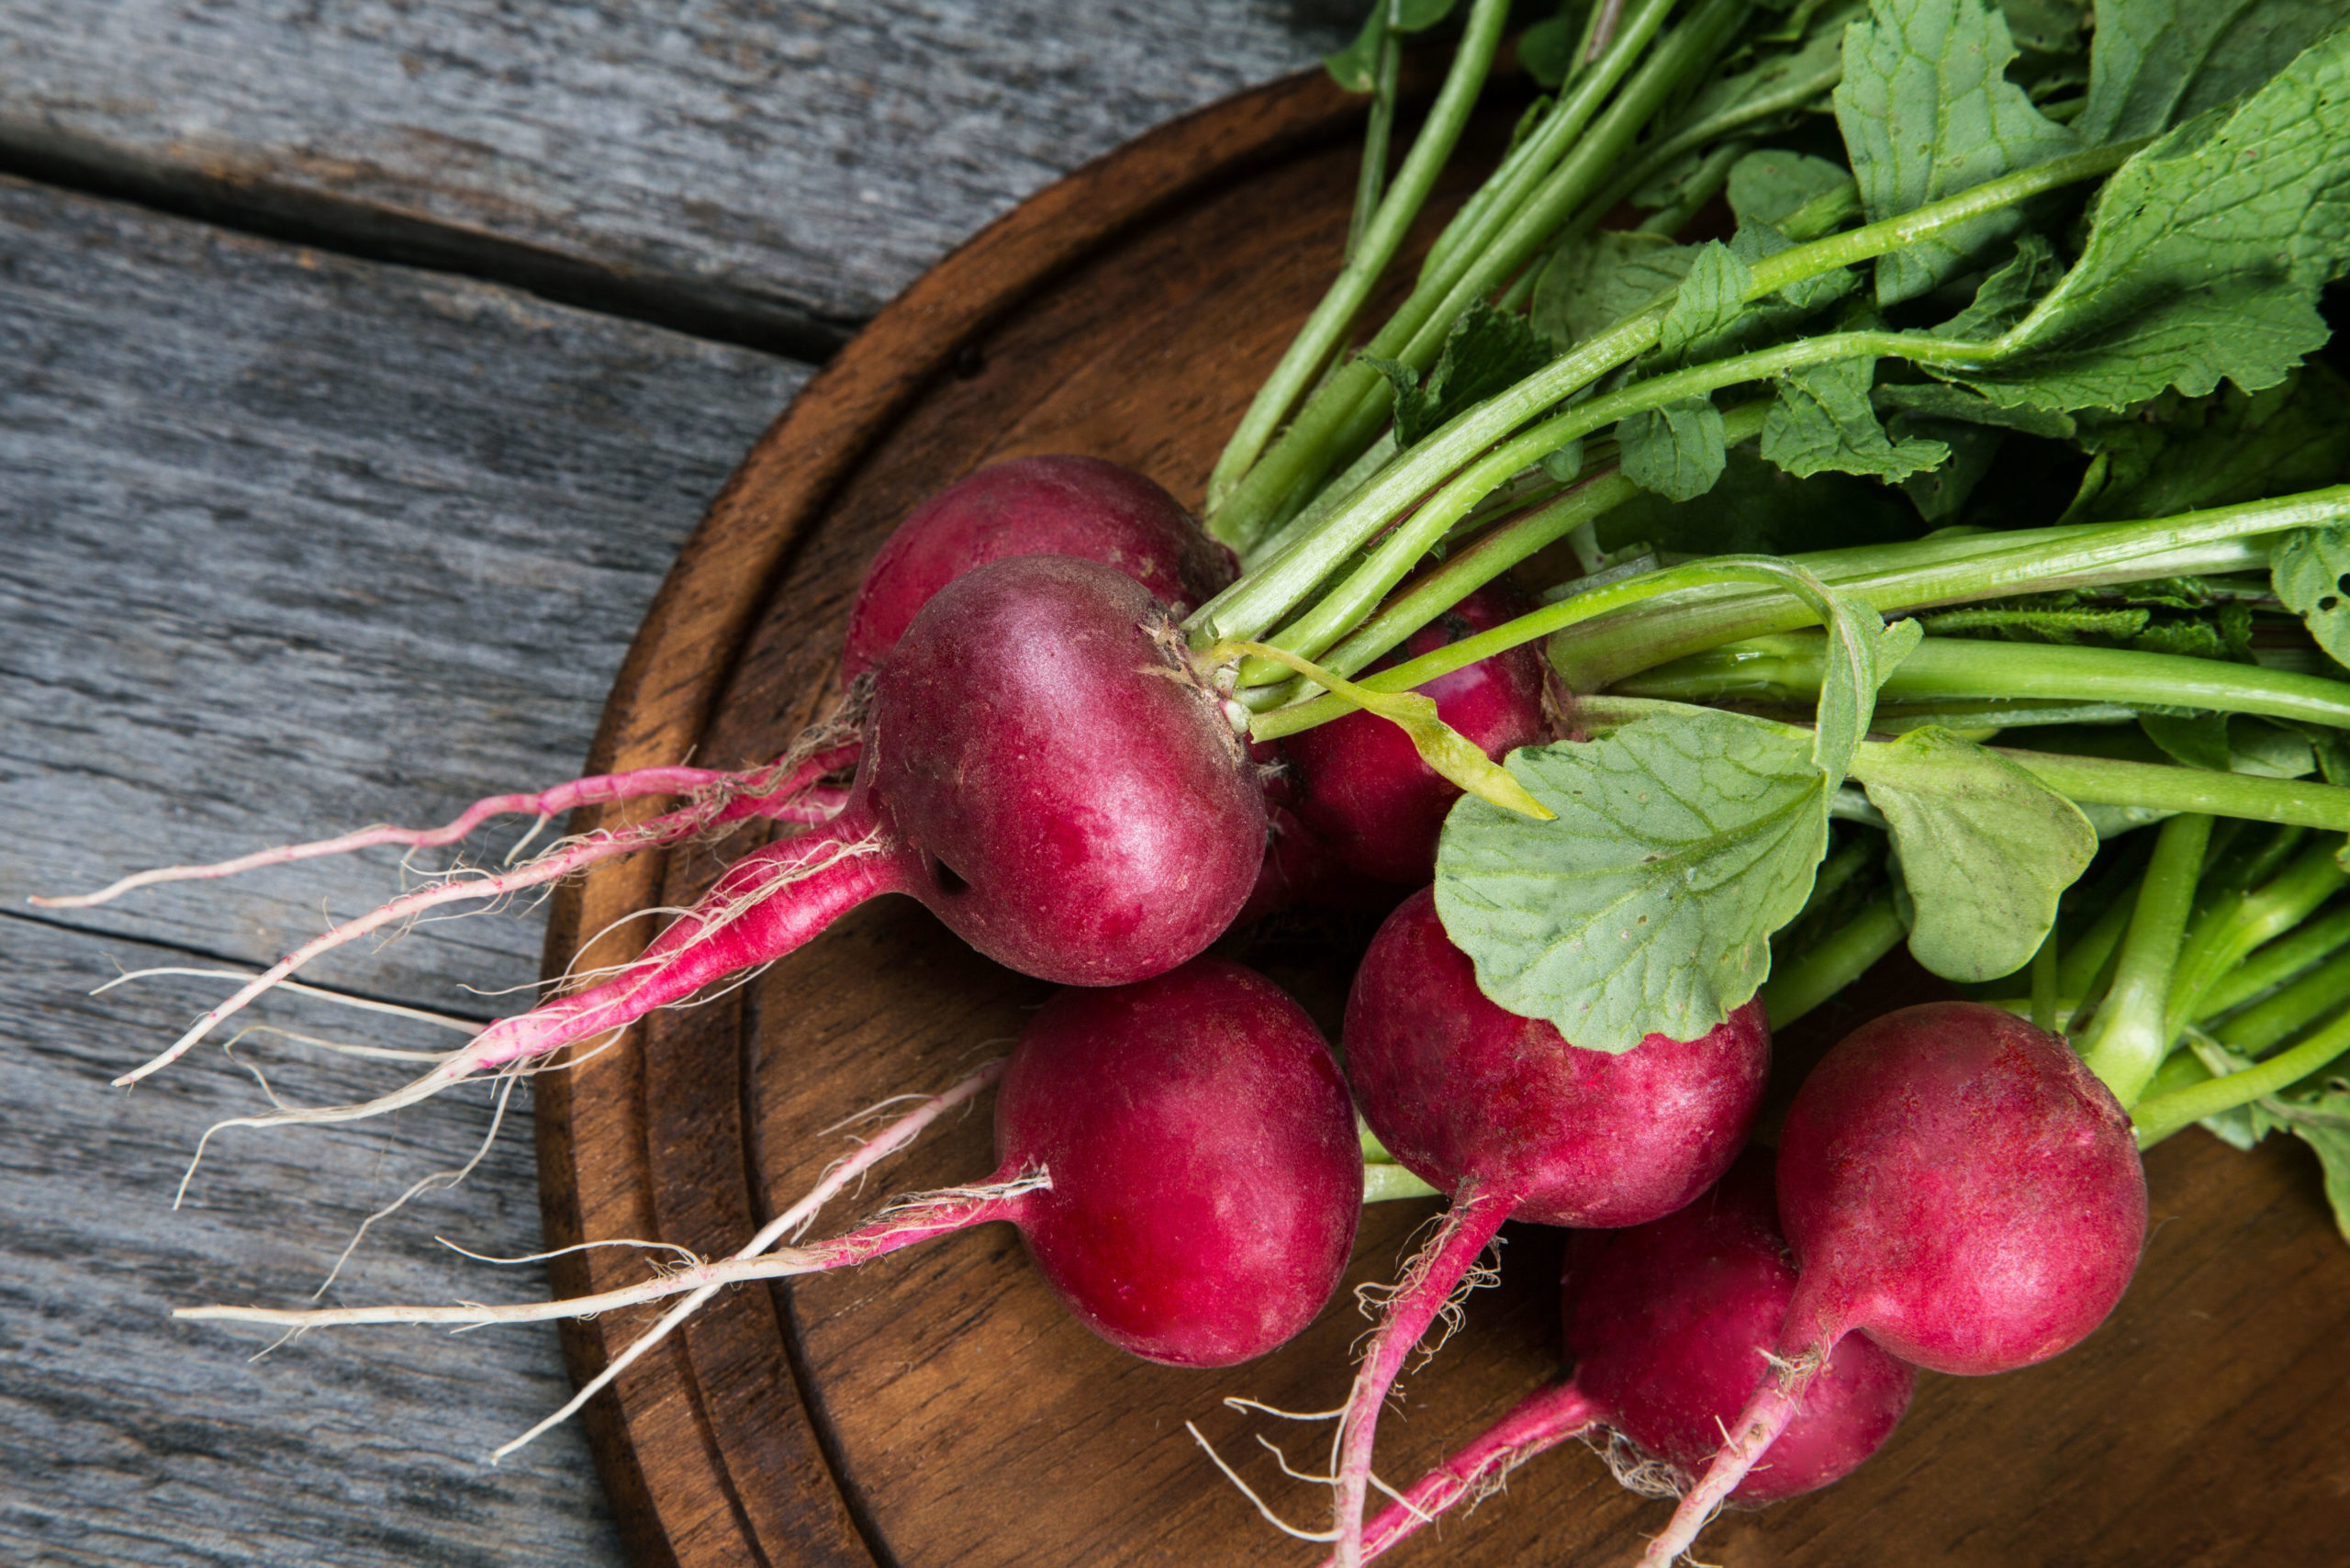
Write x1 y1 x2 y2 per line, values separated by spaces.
136 814 898 1129
1635 1377 1807 1567
1314 1379 1606 1567
1329 1189 1511 1568
173 1060 1010 1461
40 680 871 913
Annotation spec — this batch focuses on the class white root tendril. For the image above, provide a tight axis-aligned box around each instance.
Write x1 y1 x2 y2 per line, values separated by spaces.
95 969 483 1038
437 1238 704 1270
308 1070 524 1296
1187 1422 1342 1543
159 823 890 1140
173 1058 1007 1462
1595 1429 1691 1501
39 686 870 913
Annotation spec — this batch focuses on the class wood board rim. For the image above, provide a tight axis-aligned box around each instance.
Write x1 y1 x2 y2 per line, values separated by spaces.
532 65 1371 1568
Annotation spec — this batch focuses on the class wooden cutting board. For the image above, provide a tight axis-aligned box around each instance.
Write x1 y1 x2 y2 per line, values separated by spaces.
534 69 2350 1568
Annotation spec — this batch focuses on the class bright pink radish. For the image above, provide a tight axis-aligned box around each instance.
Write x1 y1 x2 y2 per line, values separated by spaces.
1327 885 1770 1566
1640 1002 2147 1567
124 556 1268 1124
1334 1150 1913 1564
839 454 1236 680
183 958 1364 1372
1281 586 1554 885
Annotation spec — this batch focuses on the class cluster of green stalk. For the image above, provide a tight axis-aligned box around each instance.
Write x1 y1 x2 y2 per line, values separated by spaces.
1180 4 2350 1150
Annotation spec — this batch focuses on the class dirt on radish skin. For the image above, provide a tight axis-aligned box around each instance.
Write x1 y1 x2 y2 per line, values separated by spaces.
1281 586 1555 886
1640 1002 2148 1567
1333 1149 1914 1566
1325 885 1771 1566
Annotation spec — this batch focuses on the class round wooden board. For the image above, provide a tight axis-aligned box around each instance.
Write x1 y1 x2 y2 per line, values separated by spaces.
536 70 2350 1568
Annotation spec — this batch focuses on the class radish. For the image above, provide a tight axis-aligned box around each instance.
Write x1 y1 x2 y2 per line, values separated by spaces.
1328 885 1771 1564
839 454 1236 679
1280 586 1554 885
181 957 1365 1376
40 454 1228 924
1639 1002 2148 1566
1334 1150 1914 1565
119 554 1269 1122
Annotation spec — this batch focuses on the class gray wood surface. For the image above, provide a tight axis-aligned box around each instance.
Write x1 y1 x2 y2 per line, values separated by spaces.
2 1 1345 345
2 917 616 1567
0 170 803 1565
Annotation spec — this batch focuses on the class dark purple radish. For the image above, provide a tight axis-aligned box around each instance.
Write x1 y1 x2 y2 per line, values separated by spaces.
1332 1151 1914 1565
50 455 1235 988
1281 586 1554 886
839 454 1236 681
184 958 1365 1376
133 556 1269 1121
1640 1002 2148 1567
1330 886 1771 1566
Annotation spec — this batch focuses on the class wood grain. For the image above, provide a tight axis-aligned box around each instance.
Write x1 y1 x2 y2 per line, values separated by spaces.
543 68 2350 1568
0 170 811 1566
0 171 803 1003
0 1 1346 345
0 916 624 1568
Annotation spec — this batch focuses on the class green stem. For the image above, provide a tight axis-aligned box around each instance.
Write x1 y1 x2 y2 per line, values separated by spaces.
2212 946 2350 1056
1364 1162 1443 1203
1197 134 2158 655
1245 554 1847 735
1615 633 2350 732
2080 815 2213 1106
2166 841 2349 1039
1234 322 1999 684
1243 483 2330 739
1593 62 1849 228
1205 0 1512 526
2061 879 2140 999
2132 1007 2350 1148
1552 488 2330 692
1310 403 1764 683
1989 752 2350 835
2031 925 2060 1034
1208 0 1695 547
1348 15 1403 263
2198 903 2350 1018
1760 895 1906 1029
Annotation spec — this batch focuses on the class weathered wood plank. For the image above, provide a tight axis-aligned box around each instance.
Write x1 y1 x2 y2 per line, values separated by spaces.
0 172 805 1014
0 915 625 1567
0 3 1345 338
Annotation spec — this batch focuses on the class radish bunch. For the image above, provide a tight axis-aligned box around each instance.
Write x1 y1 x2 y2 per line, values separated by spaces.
1334 1149 1914 1566
67 0 2350 1557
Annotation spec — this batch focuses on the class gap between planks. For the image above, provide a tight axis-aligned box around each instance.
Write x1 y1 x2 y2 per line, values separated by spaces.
0 906 506 1029
0 124 859 364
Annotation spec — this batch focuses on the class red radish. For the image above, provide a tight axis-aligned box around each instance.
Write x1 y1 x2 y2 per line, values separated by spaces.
1281 587 1554 885
839 454 1236 680
40 454 1228 934
1329 886 1770 1566
1333 1150 1914 1565
122 555 1269 1122
1639 1002 2148 1567
181 958 1365 1372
